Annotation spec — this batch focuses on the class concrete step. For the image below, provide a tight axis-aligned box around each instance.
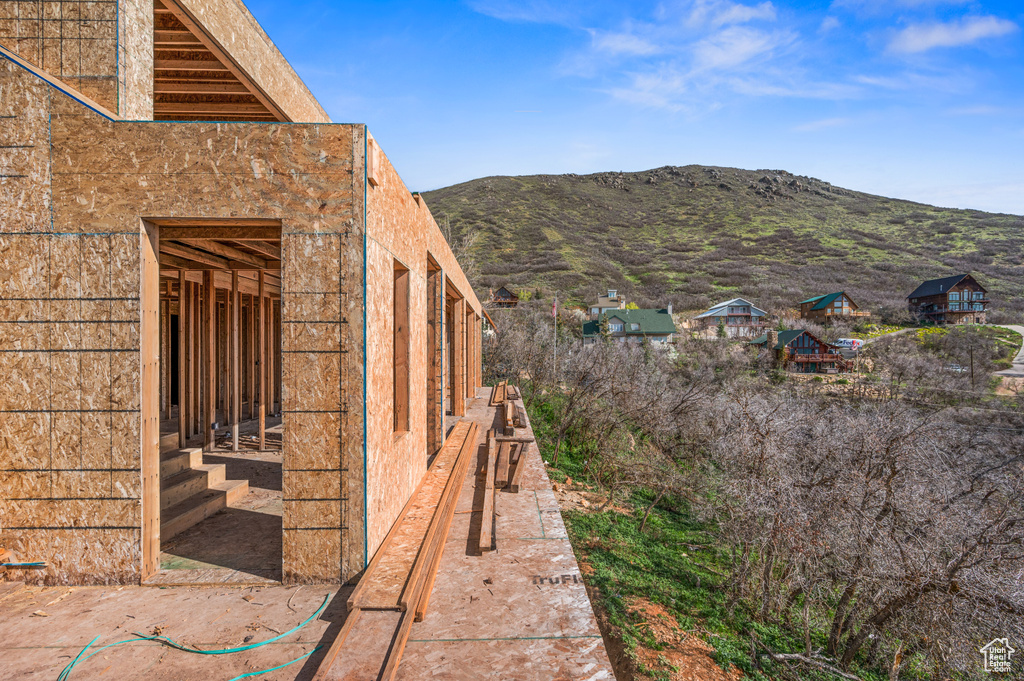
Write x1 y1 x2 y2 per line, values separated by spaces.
160 479 249 542
161 464 226 511
160 448 203 478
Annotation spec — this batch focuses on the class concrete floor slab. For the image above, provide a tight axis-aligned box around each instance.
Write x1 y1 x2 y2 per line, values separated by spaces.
389 388 614 678
0 582 344 680
1 389 613 680
398 636 613 681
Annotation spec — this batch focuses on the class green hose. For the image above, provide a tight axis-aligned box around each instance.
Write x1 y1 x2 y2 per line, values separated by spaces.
56 593 329 680
227 646 320 681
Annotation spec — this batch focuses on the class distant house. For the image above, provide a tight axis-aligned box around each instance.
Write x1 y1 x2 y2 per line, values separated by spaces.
589 289 627 319
907 273 988 325
750 329 852 374
583 308 676 346
489 286 519 308
799 292 869 323
694 298 767 338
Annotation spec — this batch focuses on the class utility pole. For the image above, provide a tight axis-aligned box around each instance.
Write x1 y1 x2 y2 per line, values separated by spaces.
970 345 974 390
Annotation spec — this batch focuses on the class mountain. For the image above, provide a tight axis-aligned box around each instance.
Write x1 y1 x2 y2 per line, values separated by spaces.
422 166 1024 322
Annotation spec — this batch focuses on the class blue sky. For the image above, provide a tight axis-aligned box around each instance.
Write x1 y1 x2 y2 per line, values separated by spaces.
247 0 1024 215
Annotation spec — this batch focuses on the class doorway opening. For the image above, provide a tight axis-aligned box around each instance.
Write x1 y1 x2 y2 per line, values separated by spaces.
143 220 283 585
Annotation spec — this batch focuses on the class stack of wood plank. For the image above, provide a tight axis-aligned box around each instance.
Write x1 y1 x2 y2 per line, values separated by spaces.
489 379 508 406
478 428 534 553
313 421 479 681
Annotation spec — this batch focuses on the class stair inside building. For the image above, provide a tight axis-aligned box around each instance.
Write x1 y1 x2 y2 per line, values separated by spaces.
160 448 249 541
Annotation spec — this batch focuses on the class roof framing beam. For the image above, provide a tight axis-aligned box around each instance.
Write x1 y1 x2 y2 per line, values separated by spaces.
157 223 281 239
232 239 281 259
156 0 290 123
174 239 270 268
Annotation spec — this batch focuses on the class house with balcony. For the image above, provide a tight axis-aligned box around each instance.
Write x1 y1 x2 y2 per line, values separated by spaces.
589 289 627 318
489 286 519 308
694 298 767 338
749 329 852 374
582 307 676 345
799 292 870 323
907 274 988 324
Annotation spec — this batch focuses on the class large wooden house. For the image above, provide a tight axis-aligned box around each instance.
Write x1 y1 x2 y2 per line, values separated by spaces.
750 329 852 374
489 286 519 308
589 289 627 319
799 292 869 323
907 274 988 324
582 308 676 346
694 298 768 338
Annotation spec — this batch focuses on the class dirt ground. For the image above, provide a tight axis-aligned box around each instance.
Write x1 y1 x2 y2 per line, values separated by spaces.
550 474 742 681
626 597 743 681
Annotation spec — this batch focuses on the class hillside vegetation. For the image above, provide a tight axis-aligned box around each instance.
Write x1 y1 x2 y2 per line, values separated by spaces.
423 166 1024 322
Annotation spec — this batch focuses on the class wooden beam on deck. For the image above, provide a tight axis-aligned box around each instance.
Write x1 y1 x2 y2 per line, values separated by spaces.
231 272 240 451
204 271 216 449
258 272 266 450
178 274 187 448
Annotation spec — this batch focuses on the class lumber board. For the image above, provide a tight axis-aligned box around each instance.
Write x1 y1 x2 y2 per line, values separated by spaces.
495 441 511 489
380 610 416 681
509 443 529 493
502 399 515 435
489 380 507 407
515 404 527 428
308 608 366 681
480 430 496 553
349 422 474 610
414 423 478 621
316 423 478 681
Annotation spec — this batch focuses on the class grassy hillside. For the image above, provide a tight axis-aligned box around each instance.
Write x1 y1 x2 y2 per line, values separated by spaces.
422 166 1024 322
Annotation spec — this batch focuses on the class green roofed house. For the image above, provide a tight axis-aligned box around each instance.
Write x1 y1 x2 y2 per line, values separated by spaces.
799 292 870 323
583 307 676 346
750 329 853 374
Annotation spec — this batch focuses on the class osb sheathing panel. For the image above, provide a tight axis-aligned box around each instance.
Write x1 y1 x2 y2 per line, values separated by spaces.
174 0 329 124
0 64 366 585
0 0 121 113
363 138 483 555
0 61 51 230
116 0 154 120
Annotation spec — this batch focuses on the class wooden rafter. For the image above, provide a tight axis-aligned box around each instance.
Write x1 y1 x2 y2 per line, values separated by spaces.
232 239 281 259
162 242 232 269
174 239 270 268
153 0 289 123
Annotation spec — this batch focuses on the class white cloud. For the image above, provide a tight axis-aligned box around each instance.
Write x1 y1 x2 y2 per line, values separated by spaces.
853 70 974 94
687 0 777 29
832 0 969 12
693 26 792 70
467 0 582 25
607 68 693 110
945 105 1001 116
793 117 853 131
820 16 841 32
888 16 1018 53
589 29 661 56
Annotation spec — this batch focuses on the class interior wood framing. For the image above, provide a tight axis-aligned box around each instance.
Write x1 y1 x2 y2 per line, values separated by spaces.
157 225 282 452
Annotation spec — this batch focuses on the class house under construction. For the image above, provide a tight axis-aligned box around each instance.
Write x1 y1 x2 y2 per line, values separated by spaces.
0 0 483 586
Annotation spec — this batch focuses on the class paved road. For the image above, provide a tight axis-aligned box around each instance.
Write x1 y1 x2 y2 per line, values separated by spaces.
996 325 1024 378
